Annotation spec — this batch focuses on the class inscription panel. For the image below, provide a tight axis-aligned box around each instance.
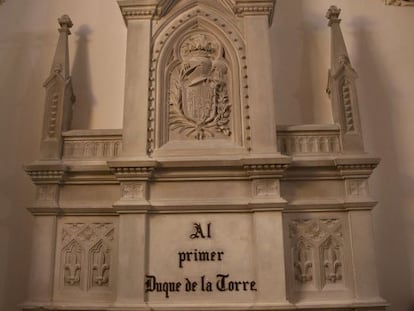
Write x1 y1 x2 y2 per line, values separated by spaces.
147 213 256 303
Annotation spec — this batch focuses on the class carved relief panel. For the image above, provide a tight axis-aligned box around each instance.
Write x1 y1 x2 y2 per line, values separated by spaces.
54 217 117 301
169 33 231 140
149 4 250 155
285 214 353 300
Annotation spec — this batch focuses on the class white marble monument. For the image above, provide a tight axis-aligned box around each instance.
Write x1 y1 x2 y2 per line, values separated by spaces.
23 1 387 310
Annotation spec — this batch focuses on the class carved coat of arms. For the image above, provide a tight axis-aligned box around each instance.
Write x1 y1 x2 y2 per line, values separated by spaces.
169 34 231 140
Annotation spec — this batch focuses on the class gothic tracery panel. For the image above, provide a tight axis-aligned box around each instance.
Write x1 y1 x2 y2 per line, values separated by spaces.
288 218 346 291
56 219 116 298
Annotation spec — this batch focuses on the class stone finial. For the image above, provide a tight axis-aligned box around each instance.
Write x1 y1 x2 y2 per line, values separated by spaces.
326 5 341 26
58 14 73 33
326 6 364 152
40 15 75 160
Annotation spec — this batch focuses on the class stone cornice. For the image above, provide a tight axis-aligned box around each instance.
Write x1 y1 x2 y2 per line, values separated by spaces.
108 159 158 180
118 0 176 21
118 0 277 24
334 156 380 178
24 163 68 184
233 0 276 25
385 0 414 6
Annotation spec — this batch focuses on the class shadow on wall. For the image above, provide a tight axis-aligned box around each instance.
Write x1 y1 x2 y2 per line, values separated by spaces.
271 0 331 125
352 16 414 311
71 24 95 129
0 29 53 311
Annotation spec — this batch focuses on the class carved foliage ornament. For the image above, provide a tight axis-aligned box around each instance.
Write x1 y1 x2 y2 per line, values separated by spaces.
169 34 231 140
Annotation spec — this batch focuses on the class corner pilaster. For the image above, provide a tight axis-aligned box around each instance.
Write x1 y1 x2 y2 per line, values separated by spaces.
118 1 158 157
240 1 278 154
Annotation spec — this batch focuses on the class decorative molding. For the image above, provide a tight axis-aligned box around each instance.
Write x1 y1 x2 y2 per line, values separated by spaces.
121 182 145 200
243 162 289 179
335 158 380 178
277 125 342 156
233 0 276 25
278 135 341 155
110 166 155 180
118 0 277 23
346 179 368 197
34 184 60 208
254 179 280 197
25 165 67 185
63 140 121 159
37 185 58 201
118 0 177 21
59 221 115 292
385 0 414 6
62 130 122 160
289 218 344 289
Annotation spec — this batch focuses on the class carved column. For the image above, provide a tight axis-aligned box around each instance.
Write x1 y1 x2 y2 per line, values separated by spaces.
40 15 75 160
235 0 279 154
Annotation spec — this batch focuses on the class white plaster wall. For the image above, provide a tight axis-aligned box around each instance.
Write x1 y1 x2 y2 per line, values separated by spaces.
0 0 412 310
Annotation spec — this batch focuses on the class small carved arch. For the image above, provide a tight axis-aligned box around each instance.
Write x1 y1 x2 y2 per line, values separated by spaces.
292 239 314 284
88 240 111 289
61 239 83 287
319 236 343 285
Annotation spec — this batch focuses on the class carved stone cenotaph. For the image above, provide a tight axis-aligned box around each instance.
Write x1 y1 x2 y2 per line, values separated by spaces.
23 1 388 310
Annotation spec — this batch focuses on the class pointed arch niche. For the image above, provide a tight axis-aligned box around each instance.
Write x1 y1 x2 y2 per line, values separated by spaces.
149 4 251 156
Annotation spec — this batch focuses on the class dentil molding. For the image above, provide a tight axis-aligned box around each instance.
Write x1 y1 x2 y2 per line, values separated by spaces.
385 0 414 6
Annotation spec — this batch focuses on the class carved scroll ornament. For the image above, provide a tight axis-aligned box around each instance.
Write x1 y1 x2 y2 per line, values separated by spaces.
169 34 231 140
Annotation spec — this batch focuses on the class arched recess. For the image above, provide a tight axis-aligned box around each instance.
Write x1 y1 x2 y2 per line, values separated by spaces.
147 3 252 156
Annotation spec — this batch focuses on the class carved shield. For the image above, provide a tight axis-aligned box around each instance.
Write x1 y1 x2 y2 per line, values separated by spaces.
181 80 215 124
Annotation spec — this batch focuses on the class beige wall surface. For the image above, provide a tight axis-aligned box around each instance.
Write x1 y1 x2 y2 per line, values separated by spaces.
0 0 412 310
